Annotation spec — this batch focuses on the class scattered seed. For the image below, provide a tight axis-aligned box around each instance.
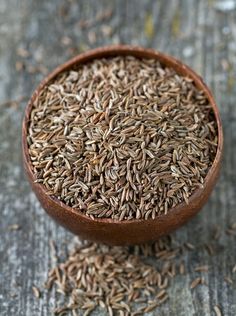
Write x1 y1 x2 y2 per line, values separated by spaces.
185 242 195 250
232 265 236 274
100 25 113 37
61 36 72 46
88 31 97 44
17 47 30 58
49 239 58 262
1 96 28 109
212 225 221 240
190 277 203 289
155 289 167 299
213 305 222 316
195 265 209 272
8 224 21 231
79 8 113 29
224 276 233 285
226 228 236 236
179 262 185 275
205 243 214 256
32 286 41 298
15 61 24 71
45 238 184 315
231 222 236 230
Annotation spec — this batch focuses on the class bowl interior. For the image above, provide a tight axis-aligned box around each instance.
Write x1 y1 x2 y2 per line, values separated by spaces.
22 45 223 226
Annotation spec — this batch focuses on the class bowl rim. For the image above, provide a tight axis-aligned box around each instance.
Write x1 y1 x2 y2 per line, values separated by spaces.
22 44 223 225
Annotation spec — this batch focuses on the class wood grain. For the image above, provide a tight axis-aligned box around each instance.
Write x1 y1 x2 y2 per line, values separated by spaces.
0 0 235 315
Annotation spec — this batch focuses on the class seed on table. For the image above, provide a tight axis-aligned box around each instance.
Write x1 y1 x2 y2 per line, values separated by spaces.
224 276 233 285
8 224 21 231
32 286 41 298
230 222 236 230
155 289 167 299
212 225 221 240
213 305 222 316
190 277 204 289
45 238 176 315
226 228 236 236
205 243 214 256
232 265 236 274
185 242 195 250
194 265 209 272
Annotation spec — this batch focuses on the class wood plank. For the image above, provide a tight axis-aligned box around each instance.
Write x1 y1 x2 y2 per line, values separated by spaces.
0 0 236 315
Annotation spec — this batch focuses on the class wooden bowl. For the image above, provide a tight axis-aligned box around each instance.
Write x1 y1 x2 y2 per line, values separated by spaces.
22 45 223 245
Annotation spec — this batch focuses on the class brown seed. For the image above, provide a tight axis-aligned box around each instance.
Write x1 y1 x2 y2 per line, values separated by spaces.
190 277 203 289
144 302 159 313
155 289 167 299
212 225 221 240
224 276 233 285
8 224 21 231
213 305 222 316
179 262 185 275
226 228 236 236
32 286 41 298
88 31 97 44
185 242 195 250
15 61 24 71
195 265 209 272
231 222 236 230
205 243 214 256
1 96 28 108
17 47 30 58
49 239 57 261
101 25 113 37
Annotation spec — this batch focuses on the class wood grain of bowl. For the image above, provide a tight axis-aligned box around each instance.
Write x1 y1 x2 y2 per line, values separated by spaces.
22 45 223 245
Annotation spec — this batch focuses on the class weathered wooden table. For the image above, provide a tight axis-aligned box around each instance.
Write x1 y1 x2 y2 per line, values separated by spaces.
1 0 236 315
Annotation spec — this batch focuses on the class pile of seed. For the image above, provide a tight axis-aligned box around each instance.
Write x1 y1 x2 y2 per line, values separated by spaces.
44 225 230 316
28 56 218 220
46 237 179 315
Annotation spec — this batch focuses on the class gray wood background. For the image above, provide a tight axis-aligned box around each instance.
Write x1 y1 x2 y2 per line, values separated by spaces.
0 0 236 315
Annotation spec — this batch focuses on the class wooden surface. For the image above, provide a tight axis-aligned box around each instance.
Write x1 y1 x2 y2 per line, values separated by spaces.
0 0 235 315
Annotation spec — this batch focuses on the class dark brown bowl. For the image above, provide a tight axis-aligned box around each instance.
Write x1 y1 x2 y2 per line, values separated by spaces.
22 45 223 245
